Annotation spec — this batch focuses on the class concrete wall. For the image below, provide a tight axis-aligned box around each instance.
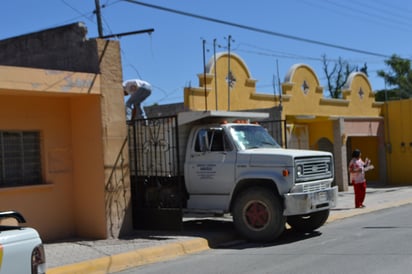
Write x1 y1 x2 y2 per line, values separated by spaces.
0 22 99 73
96 39 133 238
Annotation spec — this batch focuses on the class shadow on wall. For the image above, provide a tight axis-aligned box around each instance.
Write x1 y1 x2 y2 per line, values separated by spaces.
105 137 133 238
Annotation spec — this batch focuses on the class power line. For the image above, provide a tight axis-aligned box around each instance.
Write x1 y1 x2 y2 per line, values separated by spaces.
59 0 96 24
373 0 412 16
297 0 412 33
234 42 324 62
121 0 391 58
233 41 387 65
350 0 412 25
60 0 92 20
322 0 412 30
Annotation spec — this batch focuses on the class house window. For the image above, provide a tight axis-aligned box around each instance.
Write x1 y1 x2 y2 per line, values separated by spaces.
0 131 42 187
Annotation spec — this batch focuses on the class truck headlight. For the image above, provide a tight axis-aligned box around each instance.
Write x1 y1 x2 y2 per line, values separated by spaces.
296 165 303 177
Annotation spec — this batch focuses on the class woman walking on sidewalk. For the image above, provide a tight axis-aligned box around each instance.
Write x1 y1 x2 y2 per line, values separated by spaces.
349 149 373 208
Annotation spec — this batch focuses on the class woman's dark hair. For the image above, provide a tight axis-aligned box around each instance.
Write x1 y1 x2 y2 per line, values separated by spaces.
352 149 361 158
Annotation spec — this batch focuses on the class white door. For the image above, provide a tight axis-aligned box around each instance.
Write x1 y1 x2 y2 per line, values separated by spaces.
185 128 236 194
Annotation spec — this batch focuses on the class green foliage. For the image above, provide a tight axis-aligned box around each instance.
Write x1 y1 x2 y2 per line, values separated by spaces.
376 54 412 101
375 89 410 102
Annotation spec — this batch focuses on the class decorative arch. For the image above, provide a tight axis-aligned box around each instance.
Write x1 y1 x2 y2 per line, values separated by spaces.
342 72 374 99
281 63 324 115
205 52 253 79
184 51 266 111
343 72 372 91
284 63 321 87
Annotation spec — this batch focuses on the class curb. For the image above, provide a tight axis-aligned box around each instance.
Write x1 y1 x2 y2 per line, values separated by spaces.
47 237 211 274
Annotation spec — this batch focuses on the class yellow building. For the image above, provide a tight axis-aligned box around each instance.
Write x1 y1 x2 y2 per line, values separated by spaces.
383 99 412 185
185 53 385 191
0 24 131 242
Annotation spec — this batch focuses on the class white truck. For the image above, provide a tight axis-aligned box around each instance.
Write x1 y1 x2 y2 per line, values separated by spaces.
0 211 46 274
129 111 337 241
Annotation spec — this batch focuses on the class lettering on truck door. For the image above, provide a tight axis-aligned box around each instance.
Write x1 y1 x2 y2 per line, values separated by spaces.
186 128 236 194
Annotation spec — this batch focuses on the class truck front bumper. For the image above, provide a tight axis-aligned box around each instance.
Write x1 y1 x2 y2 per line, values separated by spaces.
283 186 338 216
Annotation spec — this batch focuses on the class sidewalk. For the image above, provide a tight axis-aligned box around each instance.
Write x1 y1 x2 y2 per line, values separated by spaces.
45 184 412 274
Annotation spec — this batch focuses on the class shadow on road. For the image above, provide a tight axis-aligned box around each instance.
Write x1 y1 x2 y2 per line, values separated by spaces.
119 218 323 250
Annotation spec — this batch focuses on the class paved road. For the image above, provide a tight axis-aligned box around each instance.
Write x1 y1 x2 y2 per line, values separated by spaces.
116 203 412 274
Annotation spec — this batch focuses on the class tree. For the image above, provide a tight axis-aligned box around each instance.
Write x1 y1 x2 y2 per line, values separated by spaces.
375 54 412 101
322 55 367 98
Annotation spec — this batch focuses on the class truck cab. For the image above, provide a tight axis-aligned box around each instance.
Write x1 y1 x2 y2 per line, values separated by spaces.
183 118 336 240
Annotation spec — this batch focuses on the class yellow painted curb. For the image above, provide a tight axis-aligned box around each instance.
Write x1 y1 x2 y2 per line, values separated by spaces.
327 198 412 223
47 237 210 274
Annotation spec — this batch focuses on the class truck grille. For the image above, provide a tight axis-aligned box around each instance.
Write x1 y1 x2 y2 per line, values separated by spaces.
302 181 330 192
295 156 333 183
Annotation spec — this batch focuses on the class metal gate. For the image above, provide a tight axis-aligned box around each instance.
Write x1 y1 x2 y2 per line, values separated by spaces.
128 116 183 230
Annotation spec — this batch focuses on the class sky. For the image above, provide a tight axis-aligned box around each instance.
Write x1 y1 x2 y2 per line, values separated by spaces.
1 0 412 107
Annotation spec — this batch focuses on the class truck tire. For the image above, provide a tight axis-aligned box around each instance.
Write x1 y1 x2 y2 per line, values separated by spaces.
287 209 329 232
232 187 286 242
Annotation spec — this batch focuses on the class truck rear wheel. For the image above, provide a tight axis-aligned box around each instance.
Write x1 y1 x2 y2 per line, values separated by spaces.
287 209 329 232
232 187 285 242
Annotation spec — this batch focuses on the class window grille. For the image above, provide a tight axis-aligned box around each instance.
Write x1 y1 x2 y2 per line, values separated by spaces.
0 131 42 187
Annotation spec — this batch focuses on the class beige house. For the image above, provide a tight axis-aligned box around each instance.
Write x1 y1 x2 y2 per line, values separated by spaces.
0 23 131 241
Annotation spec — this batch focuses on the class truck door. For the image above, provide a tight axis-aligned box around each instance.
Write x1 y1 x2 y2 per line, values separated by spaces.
185 128 236 194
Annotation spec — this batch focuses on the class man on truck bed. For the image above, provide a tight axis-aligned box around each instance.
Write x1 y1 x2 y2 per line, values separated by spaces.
123 79 152 120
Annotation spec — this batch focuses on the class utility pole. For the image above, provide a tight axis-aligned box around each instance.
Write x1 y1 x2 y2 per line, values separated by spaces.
213 39 218 110
227 35 232 111
202 39 208 111
276 59 283 111
95 0 104 38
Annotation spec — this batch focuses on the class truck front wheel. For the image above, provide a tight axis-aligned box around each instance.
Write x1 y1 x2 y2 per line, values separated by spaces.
232 187 286 242
287 209 329 232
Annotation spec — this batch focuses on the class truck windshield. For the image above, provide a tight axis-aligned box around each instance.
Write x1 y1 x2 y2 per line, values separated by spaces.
229 125 281 150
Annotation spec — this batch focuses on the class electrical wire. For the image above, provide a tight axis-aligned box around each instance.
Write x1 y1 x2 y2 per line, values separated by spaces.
121 0 392 59
60 0 96 24
322 0 412 30
297 0 412 33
